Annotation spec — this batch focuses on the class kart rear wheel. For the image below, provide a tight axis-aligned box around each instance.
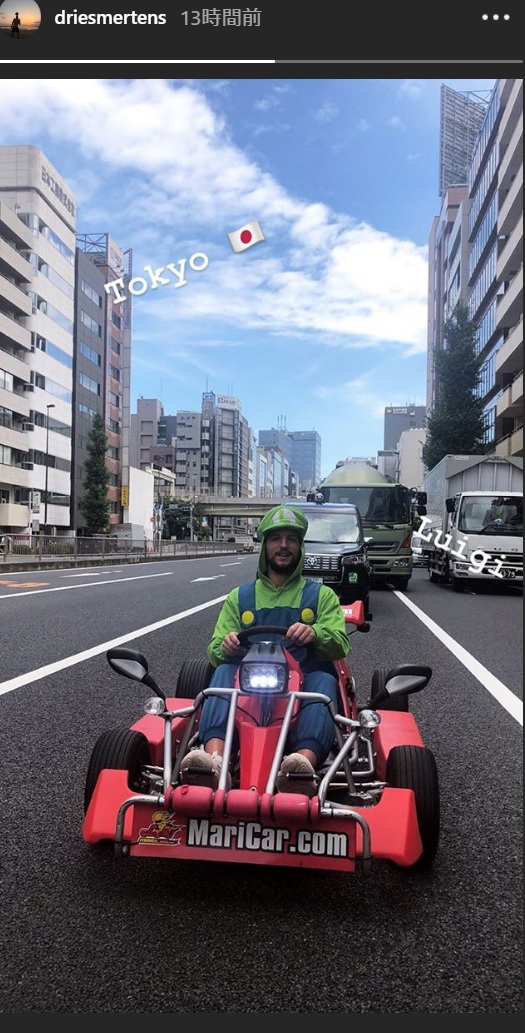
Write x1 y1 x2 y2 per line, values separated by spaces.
370 666 409 712
84 728 150 814
175 657 214 699
386 745 440 870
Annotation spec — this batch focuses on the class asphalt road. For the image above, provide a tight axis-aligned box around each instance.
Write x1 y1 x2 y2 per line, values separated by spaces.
0 557 522 1014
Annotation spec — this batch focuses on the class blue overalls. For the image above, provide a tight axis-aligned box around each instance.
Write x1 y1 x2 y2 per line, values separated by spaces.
199 580 339 764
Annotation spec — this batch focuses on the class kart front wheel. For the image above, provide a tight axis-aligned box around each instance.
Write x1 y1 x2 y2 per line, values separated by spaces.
386 745 440 870
84 728 150 814
175 657 214 699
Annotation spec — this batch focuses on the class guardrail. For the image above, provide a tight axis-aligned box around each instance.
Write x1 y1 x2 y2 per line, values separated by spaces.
2 536 247 564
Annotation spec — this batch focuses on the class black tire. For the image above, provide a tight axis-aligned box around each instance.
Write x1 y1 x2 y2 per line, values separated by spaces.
84 728 150 814
429 569 441 583
396 577 410 591
451 577 465 592
386 745 440 869
175 657 214 699
370 666 409 712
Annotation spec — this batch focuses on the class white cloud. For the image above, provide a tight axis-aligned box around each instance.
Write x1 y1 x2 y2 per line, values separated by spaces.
399 80 425 98
0 78 429 359
312 102 339 123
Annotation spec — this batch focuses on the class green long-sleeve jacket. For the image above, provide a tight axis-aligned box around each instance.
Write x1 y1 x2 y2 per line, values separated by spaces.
207 547 350 667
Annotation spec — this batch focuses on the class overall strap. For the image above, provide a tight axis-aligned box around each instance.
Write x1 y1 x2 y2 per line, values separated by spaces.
299 579 321 623
238 581 257 628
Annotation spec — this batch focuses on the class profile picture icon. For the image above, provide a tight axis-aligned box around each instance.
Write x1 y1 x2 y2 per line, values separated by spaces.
0 0 41 39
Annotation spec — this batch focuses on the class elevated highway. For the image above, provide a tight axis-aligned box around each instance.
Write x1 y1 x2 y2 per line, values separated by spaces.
188 495 305 518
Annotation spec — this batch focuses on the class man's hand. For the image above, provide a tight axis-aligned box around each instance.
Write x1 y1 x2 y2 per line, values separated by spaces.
285 622 317 647
221 631 242 656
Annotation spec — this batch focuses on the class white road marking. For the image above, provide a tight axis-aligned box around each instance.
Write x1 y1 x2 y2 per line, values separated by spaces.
220 562 242 567
394 590 523 726
62 570 123 577
0 595 228 697
191 575 226 582
0 571 173 600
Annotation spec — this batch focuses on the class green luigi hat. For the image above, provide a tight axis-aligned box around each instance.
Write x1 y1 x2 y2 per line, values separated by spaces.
256 504 308 543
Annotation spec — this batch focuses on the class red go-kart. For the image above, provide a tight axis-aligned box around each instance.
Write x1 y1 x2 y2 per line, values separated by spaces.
82 602 439 874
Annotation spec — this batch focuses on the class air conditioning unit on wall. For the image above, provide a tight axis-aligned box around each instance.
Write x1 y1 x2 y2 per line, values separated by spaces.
21 461 34 470
22 422 35 432
22 384 35 392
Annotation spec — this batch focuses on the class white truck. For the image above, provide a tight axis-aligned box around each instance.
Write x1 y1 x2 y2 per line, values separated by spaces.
416 455 523 592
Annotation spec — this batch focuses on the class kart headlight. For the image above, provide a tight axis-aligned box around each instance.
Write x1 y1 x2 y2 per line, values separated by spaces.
144 696 165 715
359 708 381 729
239 662 288 694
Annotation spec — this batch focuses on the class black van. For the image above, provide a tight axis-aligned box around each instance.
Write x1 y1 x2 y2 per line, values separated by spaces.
291 500 372 613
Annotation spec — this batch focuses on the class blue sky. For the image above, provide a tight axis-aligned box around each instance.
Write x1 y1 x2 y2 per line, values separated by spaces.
0 77 495 478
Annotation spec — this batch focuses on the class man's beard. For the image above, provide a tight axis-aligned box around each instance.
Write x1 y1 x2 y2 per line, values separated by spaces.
266 552 297 577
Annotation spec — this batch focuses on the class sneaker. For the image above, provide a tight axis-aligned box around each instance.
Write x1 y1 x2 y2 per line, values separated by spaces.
179 748 231 790
276 753 318 798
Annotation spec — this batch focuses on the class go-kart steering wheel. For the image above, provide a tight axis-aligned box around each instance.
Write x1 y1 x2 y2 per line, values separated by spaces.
236 625 312 657
237 625 292 646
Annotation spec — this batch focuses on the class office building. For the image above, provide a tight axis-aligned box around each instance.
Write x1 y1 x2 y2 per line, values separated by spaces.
492 79 523 457
131 390 252 501
439 84 490 199
130 397 164 470
288 430 321 491
383 405 426 451
427 79 522 458
258 426 320 494
0 145 75 533
74 233 132 532
427 184 472 410
213 394 250 497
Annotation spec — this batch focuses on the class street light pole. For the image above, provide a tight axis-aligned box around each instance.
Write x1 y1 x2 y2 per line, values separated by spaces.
44 403 55 535
190 474 197 543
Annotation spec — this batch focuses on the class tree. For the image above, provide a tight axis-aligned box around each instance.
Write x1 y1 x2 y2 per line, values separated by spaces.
423 300 487 472
163 497 208 540
79 411 111 534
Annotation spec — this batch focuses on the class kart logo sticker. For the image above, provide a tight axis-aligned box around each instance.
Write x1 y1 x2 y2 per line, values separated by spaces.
138 811 184 844
186 818 348 858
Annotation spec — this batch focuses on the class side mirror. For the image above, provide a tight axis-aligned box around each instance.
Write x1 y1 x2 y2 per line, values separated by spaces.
106 647 165 699
367 663 432 706
417 505 427 516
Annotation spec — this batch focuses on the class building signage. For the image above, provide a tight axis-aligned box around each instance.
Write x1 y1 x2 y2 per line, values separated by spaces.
385 407 409 415
217 395 240 410
41 165 76 217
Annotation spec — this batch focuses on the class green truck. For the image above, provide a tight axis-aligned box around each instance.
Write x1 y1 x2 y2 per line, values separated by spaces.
311 462 426 591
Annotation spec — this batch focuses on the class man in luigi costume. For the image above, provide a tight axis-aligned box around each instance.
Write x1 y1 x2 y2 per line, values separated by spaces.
180 504 349 797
